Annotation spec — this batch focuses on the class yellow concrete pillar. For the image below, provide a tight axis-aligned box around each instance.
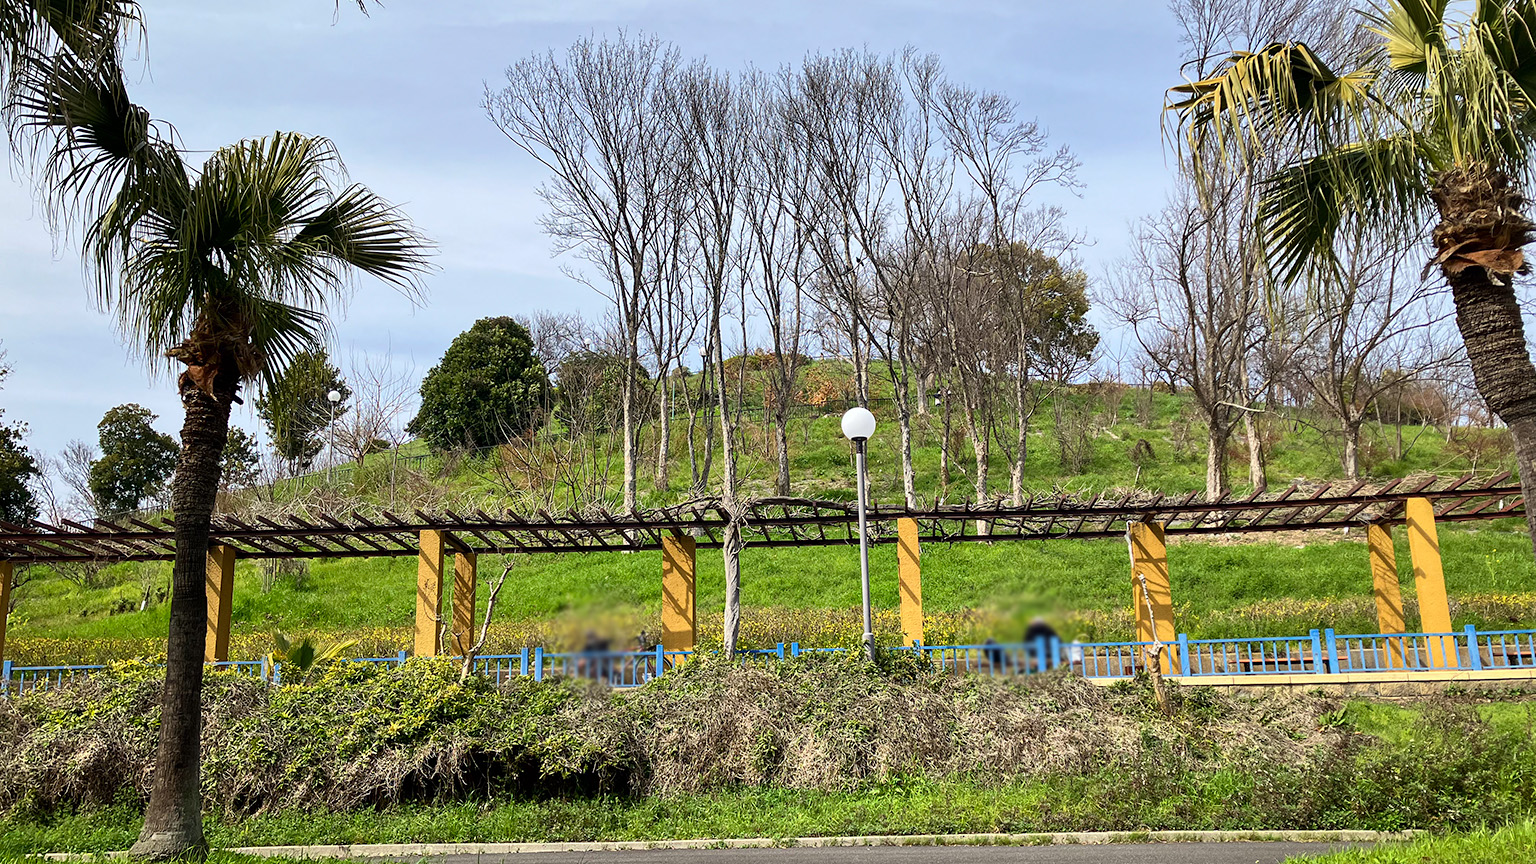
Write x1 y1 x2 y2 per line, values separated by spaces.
1368 524 1408 669
451 551 478 657
661 535 697 653
897 517 923 646
1129 521 1175 674
1406 497 1457 669
204 545 236 663
0 560 11 671
416 530 445 657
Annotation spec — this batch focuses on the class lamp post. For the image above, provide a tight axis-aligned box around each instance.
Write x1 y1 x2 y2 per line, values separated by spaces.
326 389 341 483
841 406 877 661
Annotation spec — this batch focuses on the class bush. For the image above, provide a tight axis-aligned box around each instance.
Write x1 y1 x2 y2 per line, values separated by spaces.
408 318 551 451
3 658 1533 832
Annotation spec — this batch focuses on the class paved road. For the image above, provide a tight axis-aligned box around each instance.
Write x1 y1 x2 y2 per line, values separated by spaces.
411 842 1365 864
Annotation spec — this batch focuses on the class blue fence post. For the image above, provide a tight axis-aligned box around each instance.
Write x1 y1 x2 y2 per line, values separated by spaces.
1177 634 1191 676
1033 635 1047 674
655 642 665 679
519 646 529 678
1310 629 1325 674
777 642 785 662
396 650 407 667
533 647 544 682
273 662 282 686
1324 628 1339 674
1049 636 1061 670
1465 625 1482 671
1 660 10 697
791 642 800 658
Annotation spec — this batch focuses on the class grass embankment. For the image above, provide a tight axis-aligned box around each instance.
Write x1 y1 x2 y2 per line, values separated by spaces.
9 520 1536 665
6 380 1521 663
1296 821 1536 863
2 657 1535 853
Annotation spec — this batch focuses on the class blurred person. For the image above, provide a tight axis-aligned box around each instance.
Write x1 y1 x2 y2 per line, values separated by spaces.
1025 617 1060 672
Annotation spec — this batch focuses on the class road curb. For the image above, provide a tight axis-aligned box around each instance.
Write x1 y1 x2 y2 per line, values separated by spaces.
41 829 1422 859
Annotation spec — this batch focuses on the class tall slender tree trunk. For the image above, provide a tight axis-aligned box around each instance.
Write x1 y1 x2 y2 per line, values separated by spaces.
1010 382 1030 506
715 343 738 503
774 414 791 496
1342 421 1361 481
654 366 670 492
721 512 743 657
1433 168 1536 557
621 370 637 510
132 366 236 860
1204 418 1229 503
685 376 701 492
1242 409 1266 489
897 406 916 508
939 388 952 499
969 415 990 535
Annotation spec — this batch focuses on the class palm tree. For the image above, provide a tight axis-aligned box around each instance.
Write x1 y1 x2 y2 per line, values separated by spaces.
15 38 428 861
1169 0 1536 556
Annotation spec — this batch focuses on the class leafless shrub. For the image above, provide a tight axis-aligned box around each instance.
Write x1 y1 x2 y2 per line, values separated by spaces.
1053 399 1095 475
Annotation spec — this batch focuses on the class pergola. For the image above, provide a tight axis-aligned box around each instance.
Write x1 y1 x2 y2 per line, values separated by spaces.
0 472 1524 669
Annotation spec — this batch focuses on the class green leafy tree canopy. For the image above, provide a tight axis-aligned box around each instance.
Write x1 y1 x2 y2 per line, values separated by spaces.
407 317 550 451
255 348 350 471
0 348 39 523
88 403 179 516
220 427 261 490
554 350 649 435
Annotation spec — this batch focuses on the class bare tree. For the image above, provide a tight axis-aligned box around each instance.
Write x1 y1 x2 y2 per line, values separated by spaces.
487 34 683 510
1109 182 1268 500
740 69 816 496
1137 0 1366 497
1288 227 1454 478
333 352 416 467
671 60 749 512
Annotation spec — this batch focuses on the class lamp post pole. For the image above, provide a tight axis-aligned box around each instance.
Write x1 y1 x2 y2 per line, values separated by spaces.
327 389 341 484
841 407 877 662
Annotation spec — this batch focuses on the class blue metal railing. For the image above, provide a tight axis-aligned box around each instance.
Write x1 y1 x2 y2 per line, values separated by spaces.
5 627 1536 697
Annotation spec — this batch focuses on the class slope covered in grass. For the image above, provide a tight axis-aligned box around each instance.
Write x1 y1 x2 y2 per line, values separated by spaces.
2 659 1534 853
7 382 1528 663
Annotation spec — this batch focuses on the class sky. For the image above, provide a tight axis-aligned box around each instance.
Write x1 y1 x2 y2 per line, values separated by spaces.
0 0 1187 457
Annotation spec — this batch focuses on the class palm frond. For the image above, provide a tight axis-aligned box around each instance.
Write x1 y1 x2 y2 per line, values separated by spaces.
7 43 165 227
91 130 430 383
1474 0 1536 104
1256 134 1430 286
1168 42 1378 165
1366 0 1449 76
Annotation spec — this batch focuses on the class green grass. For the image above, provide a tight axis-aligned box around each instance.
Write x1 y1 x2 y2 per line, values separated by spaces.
9 518 1536 659
0 775 1520 855
1290 821 1536 863
8 380 1526 661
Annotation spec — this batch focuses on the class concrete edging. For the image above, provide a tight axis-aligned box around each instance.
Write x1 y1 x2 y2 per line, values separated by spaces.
42 829 1423 860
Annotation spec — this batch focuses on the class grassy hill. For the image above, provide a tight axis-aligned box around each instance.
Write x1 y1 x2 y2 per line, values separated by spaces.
7 375 1533 664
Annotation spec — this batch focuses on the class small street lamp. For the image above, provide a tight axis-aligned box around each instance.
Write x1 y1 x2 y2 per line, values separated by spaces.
327 389 341 483
841 406 877 662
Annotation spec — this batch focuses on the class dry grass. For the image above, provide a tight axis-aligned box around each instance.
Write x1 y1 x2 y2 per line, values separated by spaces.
0 656 1353 816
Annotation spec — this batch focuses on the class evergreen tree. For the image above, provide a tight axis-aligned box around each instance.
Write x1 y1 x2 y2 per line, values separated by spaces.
255 348 350 471
88 404 179 516
408 317 550 450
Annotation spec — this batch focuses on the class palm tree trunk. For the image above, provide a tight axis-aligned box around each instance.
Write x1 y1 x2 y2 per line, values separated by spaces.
1433 168 1536 558
131 371 234 860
